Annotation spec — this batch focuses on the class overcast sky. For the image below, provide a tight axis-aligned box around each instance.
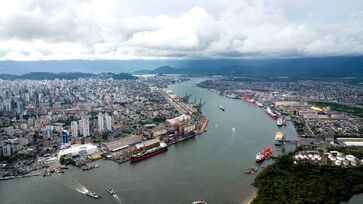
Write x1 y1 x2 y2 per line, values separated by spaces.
0 0 362 60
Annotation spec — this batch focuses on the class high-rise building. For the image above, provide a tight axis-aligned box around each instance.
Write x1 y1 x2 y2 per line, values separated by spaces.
79 115 90 137
71 121 78 138
98 112 104 132
105 113 112 131
62 130 69 145
46 125 53 139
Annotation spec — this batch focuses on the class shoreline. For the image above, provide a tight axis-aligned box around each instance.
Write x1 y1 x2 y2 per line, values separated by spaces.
241 191 257 204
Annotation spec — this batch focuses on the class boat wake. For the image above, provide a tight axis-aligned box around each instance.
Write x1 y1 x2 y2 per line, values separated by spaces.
232 128 236 136
62 178 89 194
113 194 123 204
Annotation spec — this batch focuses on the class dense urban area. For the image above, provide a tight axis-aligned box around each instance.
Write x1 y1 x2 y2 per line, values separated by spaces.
0 75 208 179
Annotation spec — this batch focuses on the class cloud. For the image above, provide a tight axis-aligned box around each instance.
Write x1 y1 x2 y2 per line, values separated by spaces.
0 0 362 60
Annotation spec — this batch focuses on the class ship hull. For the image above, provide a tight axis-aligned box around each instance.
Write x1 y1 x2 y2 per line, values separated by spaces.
130 147 168 162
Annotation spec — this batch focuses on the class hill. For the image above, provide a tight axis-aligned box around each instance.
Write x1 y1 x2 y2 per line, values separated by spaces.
111 73 138 80
150 66 180 74
1 56 363 78
0 72 95 80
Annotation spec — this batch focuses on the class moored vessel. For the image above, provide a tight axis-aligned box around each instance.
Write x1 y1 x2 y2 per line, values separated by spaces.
276 117 283 126
256 101 263 107
256 146 273 162
274 131 285 146
130 142 168 162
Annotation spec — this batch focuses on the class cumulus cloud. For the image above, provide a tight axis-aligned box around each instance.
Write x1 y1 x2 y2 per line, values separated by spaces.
0 0 362 60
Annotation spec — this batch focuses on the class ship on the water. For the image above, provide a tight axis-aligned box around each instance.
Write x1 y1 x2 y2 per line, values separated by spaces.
256 146 273 162
276 117 283 126
256 101 264 107
218 106 225 111
192 201 208 204
274 131 285 146
130 142 168 162
266 107 277 119
86 191 101 199
106 187 116 195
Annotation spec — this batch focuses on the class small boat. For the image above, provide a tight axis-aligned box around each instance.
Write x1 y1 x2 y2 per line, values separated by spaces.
107 186 116 195
244 166 257 174
218 106 225 111
274 131 285 146
276 118 283 126
256 101 264 107
256 146 273 162
86 191 101 199
192 201 207 204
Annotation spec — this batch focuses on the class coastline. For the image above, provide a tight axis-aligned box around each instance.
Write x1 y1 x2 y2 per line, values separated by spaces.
241 191 256 204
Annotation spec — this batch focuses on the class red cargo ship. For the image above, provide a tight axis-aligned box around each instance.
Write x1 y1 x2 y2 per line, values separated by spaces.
130 142 168 162
255 146 273 162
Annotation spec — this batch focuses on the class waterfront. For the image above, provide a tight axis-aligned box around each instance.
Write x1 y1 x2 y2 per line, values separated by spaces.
0 78 307 203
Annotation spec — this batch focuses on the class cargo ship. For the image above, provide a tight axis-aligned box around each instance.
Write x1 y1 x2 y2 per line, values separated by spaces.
274 131 285 146
197 116 209 135
266 107 277 119
130 142 168 162
256 146 273 162
86 191 101 199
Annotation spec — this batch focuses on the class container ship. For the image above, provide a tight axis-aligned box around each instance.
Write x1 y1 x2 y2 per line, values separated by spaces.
274 131 285 146
130 142 168 162
256 146 273 162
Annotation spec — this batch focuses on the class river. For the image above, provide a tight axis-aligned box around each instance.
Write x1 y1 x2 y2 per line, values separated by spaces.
1 78 360 204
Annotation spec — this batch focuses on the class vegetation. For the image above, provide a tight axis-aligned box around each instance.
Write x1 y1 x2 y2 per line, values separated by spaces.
152 117 166 123
0 72 95 80
308 101 363 117
112 73 138 80
252 155 363 204
59 156 76 166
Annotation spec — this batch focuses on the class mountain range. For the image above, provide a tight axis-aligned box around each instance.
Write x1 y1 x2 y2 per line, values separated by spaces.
0 56 362 79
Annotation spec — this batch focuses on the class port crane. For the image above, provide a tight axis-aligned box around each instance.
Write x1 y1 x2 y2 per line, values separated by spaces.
195 99 206 112
181 93 192 103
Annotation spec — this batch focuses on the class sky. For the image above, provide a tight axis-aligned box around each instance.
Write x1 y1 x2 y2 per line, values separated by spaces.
0 0 363 60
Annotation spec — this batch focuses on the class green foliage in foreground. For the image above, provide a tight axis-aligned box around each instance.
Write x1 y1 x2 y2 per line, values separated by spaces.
252 155 363 204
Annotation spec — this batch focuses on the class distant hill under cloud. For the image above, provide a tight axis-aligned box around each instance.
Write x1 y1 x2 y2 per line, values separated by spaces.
0 56 362 78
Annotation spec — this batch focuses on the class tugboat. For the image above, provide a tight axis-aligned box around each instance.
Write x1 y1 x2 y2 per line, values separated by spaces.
106 186 116 195
256 146 273 163
86 191 101 199
218 106 225 111
276 117 283 126
274 131 285 146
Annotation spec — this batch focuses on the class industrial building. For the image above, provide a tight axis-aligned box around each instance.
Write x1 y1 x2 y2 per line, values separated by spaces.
57 144 98 160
